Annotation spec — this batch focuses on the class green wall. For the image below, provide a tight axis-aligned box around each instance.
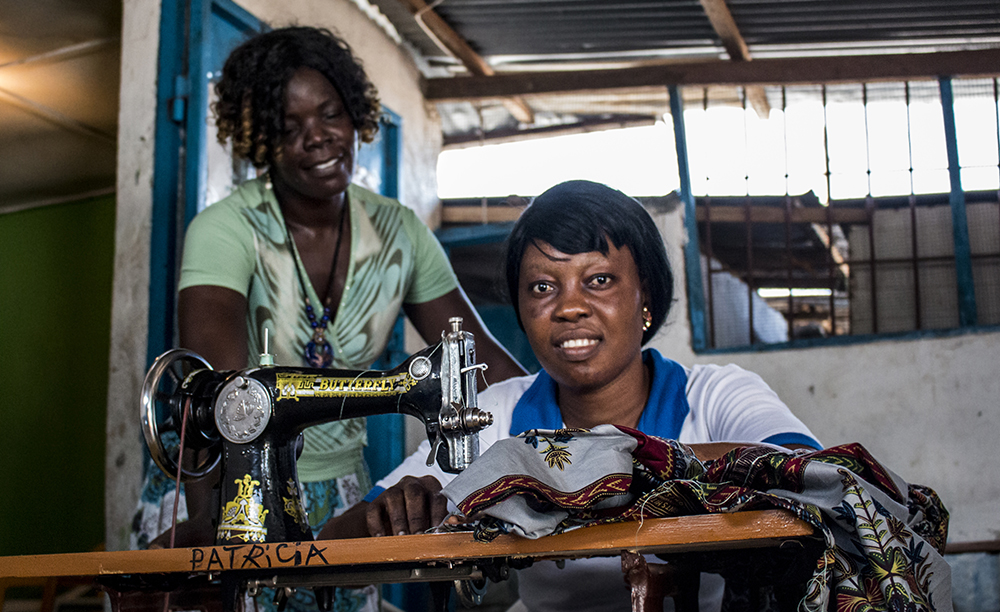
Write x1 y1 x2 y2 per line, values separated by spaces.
0 194 115 555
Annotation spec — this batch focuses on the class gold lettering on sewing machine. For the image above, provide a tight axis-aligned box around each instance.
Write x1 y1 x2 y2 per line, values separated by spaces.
275 372 417 402
189 542 330 572
217 474 269 543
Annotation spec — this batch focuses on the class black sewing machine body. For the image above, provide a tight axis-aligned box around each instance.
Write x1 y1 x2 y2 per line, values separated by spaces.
141 320 492 547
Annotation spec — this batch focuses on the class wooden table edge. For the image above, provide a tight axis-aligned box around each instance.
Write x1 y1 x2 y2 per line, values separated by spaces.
0 510 815 579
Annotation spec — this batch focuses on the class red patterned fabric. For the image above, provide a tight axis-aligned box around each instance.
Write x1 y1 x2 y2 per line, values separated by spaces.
443 427 952 612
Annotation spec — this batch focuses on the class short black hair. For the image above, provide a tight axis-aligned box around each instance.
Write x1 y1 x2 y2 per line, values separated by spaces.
505 180 674 345
213 26 381 166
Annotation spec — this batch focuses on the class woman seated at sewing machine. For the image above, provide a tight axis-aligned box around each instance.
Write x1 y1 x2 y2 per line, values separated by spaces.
318 179 822 612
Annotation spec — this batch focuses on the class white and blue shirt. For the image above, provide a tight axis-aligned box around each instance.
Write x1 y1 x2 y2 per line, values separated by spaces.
369 348 820 500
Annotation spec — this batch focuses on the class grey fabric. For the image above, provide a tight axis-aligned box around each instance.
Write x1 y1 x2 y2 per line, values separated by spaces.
442 424 637 538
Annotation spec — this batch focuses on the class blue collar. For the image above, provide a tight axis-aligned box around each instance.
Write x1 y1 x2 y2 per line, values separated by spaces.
509 348 690 439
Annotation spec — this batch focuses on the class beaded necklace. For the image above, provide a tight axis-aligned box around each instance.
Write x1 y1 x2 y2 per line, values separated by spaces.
285 205 348 368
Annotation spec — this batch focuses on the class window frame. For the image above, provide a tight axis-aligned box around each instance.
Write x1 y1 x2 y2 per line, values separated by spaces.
670 79 1000 354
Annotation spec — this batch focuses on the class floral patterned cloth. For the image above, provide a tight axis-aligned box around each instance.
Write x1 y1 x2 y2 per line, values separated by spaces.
442 425 951 612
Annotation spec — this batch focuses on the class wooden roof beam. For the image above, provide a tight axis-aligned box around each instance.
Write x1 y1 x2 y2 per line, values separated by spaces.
698 0 770 117
0 38 117 71
699 0 750 61
397 0 535 124
441 202 872 226
0 86 116 144
423 48 1000 101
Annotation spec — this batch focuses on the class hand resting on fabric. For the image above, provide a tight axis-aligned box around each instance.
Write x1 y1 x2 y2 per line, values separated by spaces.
364 475 452 537
316 475 455 540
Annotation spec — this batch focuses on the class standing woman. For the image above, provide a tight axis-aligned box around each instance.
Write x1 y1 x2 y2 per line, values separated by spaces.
130 23 523 591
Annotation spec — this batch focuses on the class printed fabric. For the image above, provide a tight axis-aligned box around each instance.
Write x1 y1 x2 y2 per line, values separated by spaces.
442 425 951 612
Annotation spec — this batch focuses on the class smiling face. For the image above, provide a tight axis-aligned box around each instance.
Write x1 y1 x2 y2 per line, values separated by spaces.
270 66 358 206
518 240 648 395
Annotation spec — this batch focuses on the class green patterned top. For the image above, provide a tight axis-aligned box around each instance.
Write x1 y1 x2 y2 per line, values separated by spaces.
179 178 458 482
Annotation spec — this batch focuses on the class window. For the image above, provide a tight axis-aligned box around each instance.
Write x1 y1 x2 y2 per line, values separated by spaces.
679 78 1000 350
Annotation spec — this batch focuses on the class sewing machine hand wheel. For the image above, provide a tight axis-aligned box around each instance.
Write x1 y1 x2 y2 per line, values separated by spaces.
141 348 220 481
454 577 488 608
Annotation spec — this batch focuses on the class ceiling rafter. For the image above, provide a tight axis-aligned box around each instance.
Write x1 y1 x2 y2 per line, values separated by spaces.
698 0 770 117
0 86 115 145
0 38 117 71
0 37 119 145
422 48 1000 102
699 0 750 61
396 0 535 124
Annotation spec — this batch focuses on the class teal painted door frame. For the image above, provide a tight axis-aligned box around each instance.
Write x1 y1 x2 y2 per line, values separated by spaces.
150 0 406 514
149 0 264 366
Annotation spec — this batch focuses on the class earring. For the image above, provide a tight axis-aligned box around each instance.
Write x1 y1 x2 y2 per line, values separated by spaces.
262 171 272 190
642 306 652 331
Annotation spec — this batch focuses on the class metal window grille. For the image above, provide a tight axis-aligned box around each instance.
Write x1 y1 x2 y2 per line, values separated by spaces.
682 78 1000 350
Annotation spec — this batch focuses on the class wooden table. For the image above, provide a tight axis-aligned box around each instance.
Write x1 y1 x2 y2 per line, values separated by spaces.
0 510 821 612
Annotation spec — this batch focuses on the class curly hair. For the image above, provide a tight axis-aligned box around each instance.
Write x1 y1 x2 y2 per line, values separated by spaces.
213 26 382 167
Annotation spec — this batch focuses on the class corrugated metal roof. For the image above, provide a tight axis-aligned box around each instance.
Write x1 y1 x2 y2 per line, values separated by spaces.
373 0 1000 66
728 0 1000 49
367 0 1000 142
432 0 717 57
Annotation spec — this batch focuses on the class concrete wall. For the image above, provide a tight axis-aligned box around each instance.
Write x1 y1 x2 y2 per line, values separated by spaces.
648 207 1000 544
106 0 442 550
106 0 161 552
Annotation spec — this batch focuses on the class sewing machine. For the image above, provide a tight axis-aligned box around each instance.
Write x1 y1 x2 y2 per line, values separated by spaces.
140 317 493 546
0 317 819 612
